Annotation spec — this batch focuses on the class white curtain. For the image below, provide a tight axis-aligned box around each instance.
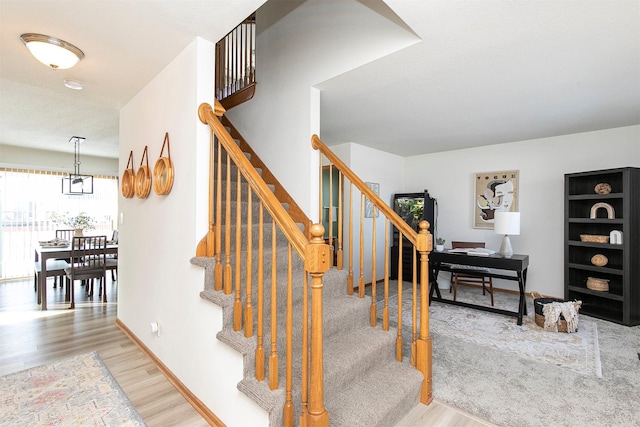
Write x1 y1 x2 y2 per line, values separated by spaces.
0 169 118 280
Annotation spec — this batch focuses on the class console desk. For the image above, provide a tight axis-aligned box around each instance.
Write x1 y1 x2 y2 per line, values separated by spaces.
429 251 530 325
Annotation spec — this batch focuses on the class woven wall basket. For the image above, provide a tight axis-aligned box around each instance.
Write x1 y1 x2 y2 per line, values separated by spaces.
121 151 135 198
153 132 174 195
134 146 151 199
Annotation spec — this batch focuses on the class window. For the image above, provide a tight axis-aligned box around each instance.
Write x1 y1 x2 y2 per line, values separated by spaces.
0 169 118 280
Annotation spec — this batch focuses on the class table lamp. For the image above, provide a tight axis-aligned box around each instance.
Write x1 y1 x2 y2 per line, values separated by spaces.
494 211 520 258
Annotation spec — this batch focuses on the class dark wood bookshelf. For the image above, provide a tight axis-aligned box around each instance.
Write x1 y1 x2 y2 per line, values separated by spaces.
564 167 640 325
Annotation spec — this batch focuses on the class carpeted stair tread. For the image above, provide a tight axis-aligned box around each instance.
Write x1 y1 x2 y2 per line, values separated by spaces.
316 325 397 396
325 359 423 427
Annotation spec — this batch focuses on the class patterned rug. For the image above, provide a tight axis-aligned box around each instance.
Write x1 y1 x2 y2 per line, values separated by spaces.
0 352 145 426
383 284 602 378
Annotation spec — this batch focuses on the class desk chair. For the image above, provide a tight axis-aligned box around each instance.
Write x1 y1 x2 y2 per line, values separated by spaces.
64 235 107 308
450 241 494 306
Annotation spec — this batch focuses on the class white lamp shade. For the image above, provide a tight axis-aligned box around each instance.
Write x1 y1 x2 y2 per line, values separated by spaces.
494 211 520 235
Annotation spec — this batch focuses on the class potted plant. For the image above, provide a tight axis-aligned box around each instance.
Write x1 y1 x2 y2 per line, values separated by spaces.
435 237 445 252
50 212 96 236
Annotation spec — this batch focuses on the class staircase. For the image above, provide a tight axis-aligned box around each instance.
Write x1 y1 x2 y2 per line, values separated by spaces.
193 101 431 426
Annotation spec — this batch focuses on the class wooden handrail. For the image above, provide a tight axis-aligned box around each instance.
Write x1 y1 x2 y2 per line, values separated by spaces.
312 134 433 407
199 100 331 426
311 135 418 245
199 102 308 258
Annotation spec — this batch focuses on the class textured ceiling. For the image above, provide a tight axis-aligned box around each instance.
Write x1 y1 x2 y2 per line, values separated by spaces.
1 0 638 160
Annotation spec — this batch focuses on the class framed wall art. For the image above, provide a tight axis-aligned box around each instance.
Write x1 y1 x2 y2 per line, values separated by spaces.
364 182 379 218
474 170 519 229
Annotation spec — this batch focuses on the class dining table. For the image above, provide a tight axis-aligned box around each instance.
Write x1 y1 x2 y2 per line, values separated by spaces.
35 240 118 310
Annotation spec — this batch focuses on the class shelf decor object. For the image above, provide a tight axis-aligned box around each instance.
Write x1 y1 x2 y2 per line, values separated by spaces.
610 230 623 245
594 182 612 194
586 277 609 292
590 254 608 267
135 146 151 199
579 234 609 243
565 167 640 326
494 211 520 258
589 202 615 219
153 132 174 195
122 151 135 198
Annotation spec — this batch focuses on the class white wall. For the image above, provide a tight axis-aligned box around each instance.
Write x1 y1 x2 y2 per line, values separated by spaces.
118 38 268 426
404 125 640 297
226 0 418 219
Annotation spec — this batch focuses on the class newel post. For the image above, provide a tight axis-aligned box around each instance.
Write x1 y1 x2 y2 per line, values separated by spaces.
415 220 433 405
303 224 331 427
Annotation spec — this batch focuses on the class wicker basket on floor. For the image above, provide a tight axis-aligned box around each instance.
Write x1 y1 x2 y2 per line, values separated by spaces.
531 292 581 333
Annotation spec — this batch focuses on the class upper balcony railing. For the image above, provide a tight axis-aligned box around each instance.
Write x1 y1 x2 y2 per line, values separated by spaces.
215 13 256 109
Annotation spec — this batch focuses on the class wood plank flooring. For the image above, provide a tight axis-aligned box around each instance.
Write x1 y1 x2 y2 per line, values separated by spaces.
0 277 495 427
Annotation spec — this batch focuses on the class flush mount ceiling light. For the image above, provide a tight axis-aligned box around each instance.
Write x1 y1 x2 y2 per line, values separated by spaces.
20 33 84 70
62 136 93 195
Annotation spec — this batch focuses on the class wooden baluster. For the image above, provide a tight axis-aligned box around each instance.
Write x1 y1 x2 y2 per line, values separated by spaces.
231 29 236 92
226 33 231 94
396 232 403 362
283 244 294 426
347 183 354 295
249 18 254 83
224 151 232 294
255 204 265 381
238 23 243 88
358 192 365 298
370 206 377 326
269 221 279 390
328 165 333 253
245 189 253 338
416 220 433 405
411 247 417 367
318 157 323 225
299 272 309 424
233 168 242 331
305 224 330 427
214 138 223 291
383 219 389 331
336 171 343 270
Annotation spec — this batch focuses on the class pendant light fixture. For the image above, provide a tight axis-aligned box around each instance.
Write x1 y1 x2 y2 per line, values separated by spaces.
62 136 93 195
20 33 84 70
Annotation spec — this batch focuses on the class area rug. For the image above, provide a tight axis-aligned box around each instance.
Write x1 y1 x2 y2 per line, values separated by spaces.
378 284 640 427
0 352 146 426
384 286 602 378
428 301 602 378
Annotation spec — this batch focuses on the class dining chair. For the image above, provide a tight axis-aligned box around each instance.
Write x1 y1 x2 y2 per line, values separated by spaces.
64 235 107 308
33 253 70 305
449 241 494 306
53 229 75 288
105 230 118 282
